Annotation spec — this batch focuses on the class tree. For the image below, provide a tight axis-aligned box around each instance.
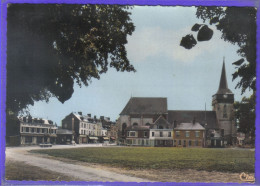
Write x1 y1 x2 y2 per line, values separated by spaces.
180 7 256 94
7 4 135 115
234 93 255 145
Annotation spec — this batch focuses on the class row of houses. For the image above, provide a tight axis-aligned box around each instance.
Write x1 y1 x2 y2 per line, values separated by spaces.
125 116 206 147
9 112 117 146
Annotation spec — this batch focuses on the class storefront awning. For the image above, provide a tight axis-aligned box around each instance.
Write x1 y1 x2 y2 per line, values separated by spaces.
89 137 98 140
103 137 109 140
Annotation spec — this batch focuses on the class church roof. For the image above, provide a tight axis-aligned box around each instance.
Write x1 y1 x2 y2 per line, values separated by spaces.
216 61 233 94
120 97 167 115
168 110 219 129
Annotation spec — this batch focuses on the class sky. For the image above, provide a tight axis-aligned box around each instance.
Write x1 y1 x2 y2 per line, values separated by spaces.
28 6 252 125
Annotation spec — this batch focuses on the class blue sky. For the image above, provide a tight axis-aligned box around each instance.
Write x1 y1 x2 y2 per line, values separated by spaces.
28 6 252 125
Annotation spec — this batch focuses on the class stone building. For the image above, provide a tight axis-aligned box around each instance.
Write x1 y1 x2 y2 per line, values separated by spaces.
117 61 236 147
173 121 205 147
19 116 57 145
212 61 236 144
61 112 102 144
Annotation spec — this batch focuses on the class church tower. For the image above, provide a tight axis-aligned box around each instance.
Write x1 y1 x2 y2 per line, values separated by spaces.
212 59 236 144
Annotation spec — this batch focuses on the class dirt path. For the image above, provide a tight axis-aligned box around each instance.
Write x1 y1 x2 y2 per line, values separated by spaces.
5 145 150 182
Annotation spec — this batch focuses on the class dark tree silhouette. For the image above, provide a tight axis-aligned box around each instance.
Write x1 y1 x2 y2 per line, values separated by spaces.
234 93 255 145
7 4 135 115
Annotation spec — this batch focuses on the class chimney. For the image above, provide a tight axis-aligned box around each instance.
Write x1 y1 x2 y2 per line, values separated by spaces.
107 117 110 121
193 117 196 125
87 113 91 117
100 116 104 120
94 115 97 120
78 112 82 115
173 120 177 128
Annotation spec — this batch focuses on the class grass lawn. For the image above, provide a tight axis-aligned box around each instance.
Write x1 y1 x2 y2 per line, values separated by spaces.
31 147 254 173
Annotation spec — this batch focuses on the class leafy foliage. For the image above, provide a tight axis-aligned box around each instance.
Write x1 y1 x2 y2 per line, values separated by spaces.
180 7 256 94
234 92 255 144
197 25 213 41
180 34 197 49
7 4 135 114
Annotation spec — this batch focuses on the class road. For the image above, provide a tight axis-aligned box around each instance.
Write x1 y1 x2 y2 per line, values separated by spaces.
5 144 151 182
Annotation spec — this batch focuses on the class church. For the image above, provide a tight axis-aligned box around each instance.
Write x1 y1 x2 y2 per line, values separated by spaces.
117 61 237 147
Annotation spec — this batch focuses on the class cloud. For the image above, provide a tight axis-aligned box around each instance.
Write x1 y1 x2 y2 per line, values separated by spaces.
126 25 238 63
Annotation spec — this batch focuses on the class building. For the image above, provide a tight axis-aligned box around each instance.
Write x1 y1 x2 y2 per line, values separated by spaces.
56 127 73 144
108 123 117 143
173 121 205 147
61 112 116 144
19 116 57 145
117 61 236 147
212 61 237 144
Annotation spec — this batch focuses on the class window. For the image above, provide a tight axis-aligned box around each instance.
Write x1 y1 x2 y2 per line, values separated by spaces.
160 131 163 137
178 140 181 145
25 136 32 143
144 131 148 137
185 131 190 137
145 123 150 126
168 132 171 137
176 131 180 137
37 128 40 133
84 124 86 128
130 131 136 137
189 140 192 146
195 140 198 146
37 137 42 143
84 130 86 135
195 131 200 137
81 130 83 134
127 132 130 136
183 140 186 147
152 132 155 137
223 104 227 118
133 123 138 126
25 127 29 132
158 125 163 129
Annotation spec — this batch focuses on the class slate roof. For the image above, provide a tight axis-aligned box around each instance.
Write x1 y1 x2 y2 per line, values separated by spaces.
126 126 150 131
216 61 233 94
71 112 98 123
120 97 167 115
175 122 205 130
168 110 219 130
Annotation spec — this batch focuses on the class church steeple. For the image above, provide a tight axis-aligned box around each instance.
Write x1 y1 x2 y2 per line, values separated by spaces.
216 58 232 94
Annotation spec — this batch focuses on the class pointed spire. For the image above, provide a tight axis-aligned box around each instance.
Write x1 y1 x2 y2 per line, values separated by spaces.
216 58 232 94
